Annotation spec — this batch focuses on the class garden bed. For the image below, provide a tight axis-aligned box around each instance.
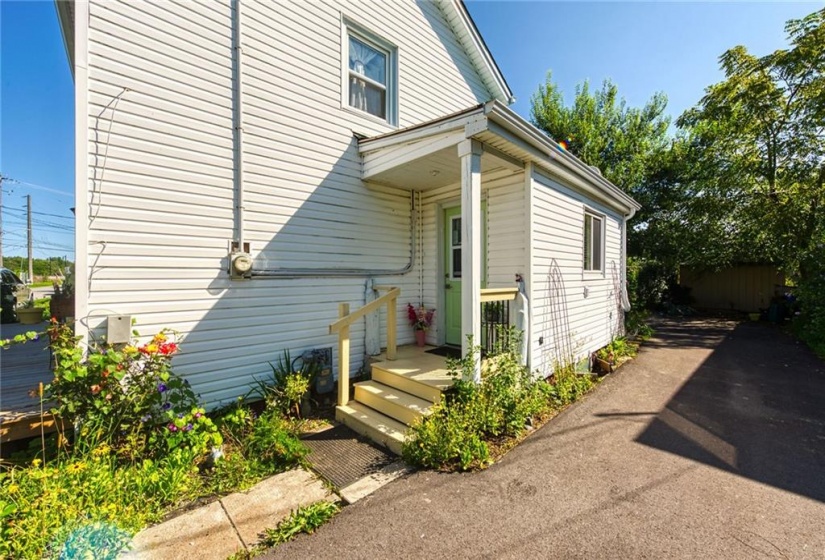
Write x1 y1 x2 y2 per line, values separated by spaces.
0 321 332 559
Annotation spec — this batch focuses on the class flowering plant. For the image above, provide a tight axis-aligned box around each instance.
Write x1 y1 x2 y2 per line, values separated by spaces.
407 303 435 331
45 320 221 460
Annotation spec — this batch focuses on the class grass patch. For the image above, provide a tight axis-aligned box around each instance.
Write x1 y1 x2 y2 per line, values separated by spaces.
227 501 341 559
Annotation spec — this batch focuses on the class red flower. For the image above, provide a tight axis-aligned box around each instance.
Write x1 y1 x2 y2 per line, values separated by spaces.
158 342 178 356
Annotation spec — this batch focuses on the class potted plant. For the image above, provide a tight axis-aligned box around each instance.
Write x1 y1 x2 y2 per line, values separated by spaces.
50 273 75 323
593 346 615 375
407 303 435 347
17 297 44 325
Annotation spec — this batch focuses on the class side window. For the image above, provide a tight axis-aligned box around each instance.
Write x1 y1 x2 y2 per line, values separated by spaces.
583 211 604 272
343 21 397 125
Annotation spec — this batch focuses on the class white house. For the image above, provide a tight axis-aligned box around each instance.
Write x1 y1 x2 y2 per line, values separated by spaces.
57 0 639 451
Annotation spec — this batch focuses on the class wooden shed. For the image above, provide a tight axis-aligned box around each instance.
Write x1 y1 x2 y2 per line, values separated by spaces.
679 264 784 313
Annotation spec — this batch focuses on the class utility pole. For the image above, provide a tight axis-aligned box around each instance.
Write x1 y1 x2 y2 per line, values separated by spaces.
27 194 33 282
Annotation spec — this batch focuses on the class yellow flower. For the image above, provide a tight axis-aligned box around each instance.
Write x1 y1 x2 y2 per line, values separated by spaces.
153 332 168 343
92 444 111 457
67 462 86 474
123 345 138 354
145 343 159 354
31 458 42 468
7 484 19 494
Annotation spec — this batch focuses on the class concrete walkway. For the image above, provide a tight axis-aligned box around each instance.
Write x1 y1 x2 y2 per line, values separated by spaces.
264 319 825 559
123 469 333 559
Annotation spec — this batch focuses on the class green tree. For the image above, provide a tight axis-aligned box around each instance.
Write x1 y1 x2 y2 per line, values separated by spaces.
530 74 671 198
677 8 824 275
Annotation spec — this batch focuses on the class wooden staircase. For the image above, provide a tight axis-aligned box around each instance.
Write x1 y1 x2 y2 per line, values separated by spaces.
335 348 452 455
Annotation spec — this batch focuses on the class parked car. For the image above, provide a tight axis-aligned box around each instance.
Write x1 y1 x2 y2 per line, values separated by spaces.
1 267 25 323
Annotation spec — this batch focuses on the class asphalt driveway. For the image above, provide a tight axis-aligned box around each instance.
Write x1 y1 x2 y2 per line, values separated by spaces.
267 319 825 559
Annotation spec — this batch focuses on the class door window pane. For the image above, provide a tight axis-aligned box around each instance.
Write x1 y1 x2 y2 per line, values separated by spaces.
452 248 462 278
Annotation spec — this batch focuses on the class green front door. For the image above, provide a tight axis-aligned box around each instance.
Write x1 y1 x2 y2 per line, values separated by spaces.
443 205 486 346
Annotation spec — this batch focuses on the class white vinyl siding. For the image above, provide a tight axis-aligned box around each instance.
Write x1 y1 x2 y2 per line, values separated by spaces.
530 171 624 378
82 0 494 408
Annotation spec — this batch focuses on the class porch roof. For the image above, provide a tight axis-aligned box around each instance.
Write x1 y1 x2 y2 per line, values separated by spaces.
358 100 641 216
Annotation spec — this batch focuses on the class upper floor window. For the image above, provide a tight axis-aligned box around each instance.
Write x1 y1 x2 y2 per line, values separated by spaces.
583 211 604 272
344 22 397 125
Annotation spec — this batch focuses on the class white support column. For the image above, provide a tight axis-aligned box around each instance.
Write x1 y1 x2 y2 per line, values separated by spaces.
458 138 483 383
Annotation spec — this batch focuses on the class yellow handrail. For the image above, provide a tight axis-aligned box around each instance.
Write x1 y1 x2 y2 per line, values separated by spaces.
329 287 400 333
330 287 399 406
480 287 519 302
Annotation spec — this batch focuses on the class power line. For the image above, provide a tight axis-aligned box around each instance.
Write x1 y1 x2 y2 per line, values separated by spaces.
1 177 73 197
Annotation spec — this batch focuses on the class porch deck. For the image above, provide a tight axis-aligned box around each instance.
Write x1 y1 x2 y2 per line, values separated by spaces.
0 321 55 442
370 344 454 396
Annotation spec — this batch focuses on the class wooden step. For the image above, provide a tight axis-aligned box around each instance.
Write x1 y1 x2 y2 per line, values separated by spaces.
335 402 408 455
354 381 433 426
371 364 447 403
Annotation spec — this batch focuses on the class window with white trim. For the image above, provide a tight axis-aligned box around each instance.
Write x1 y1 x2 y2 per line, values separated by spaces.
345 24 396 124
583 211 604 272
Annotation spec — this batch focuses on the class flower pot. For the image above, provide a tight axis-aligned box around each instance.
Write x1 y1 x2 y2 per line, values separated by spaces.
17 307 43 325
594 357 614 375
415 329 426 347
50 295 75 322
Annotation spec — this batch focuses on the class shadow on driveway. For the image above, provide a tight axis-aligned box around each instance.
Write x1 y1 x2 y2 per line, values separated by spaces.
635 319 825 503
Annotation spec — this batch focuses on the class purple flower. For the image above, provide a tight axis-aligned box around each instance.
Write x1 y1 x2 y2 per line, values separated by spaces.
140 414 151 423
177 412 184 419
184 423 193 432
32 334 40 341
157 383 167 393
162 402 171 410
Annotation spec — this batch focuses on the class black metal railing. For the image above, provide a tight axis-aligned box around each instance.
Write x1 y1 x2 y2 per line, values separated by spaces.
480 299 511 355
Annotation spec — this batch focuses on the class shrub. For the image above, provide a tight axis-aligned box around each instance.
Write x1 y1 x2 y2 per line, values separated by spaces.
548 365 595 407
403 332 554 471
251 350 316 418
45 321 221 461
794 250 825 357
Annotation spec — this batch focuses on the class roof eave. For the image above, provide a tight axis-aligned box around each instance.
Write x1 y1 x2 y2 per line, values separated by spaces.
439 0 515 105
484 101 641 215
55 0 75 80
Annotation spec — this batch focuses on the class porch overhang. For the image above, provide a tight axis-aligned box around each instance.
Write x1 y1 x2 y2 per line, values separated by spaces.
359 100 641 216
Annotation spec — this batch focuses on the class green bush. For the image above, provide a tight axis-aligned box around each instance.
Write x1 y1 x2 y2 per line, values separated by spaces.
45 322 221 461
548 365 595 407
794 251 825 357
403 333 554 471
250 350 317 418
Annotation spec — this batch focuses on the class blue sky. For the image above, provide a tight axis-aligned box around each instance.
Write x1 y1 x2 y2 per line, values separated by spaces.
0 1 817 261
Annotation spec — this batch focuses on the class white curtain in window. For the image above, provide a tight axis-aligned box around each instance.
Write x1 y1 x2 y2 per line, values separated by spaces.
349 37 386 118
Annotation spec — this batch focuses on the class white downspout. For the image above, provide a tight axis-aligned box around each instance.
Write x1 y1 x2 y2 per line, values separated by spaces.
620 208 636 313
233 0 245 251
